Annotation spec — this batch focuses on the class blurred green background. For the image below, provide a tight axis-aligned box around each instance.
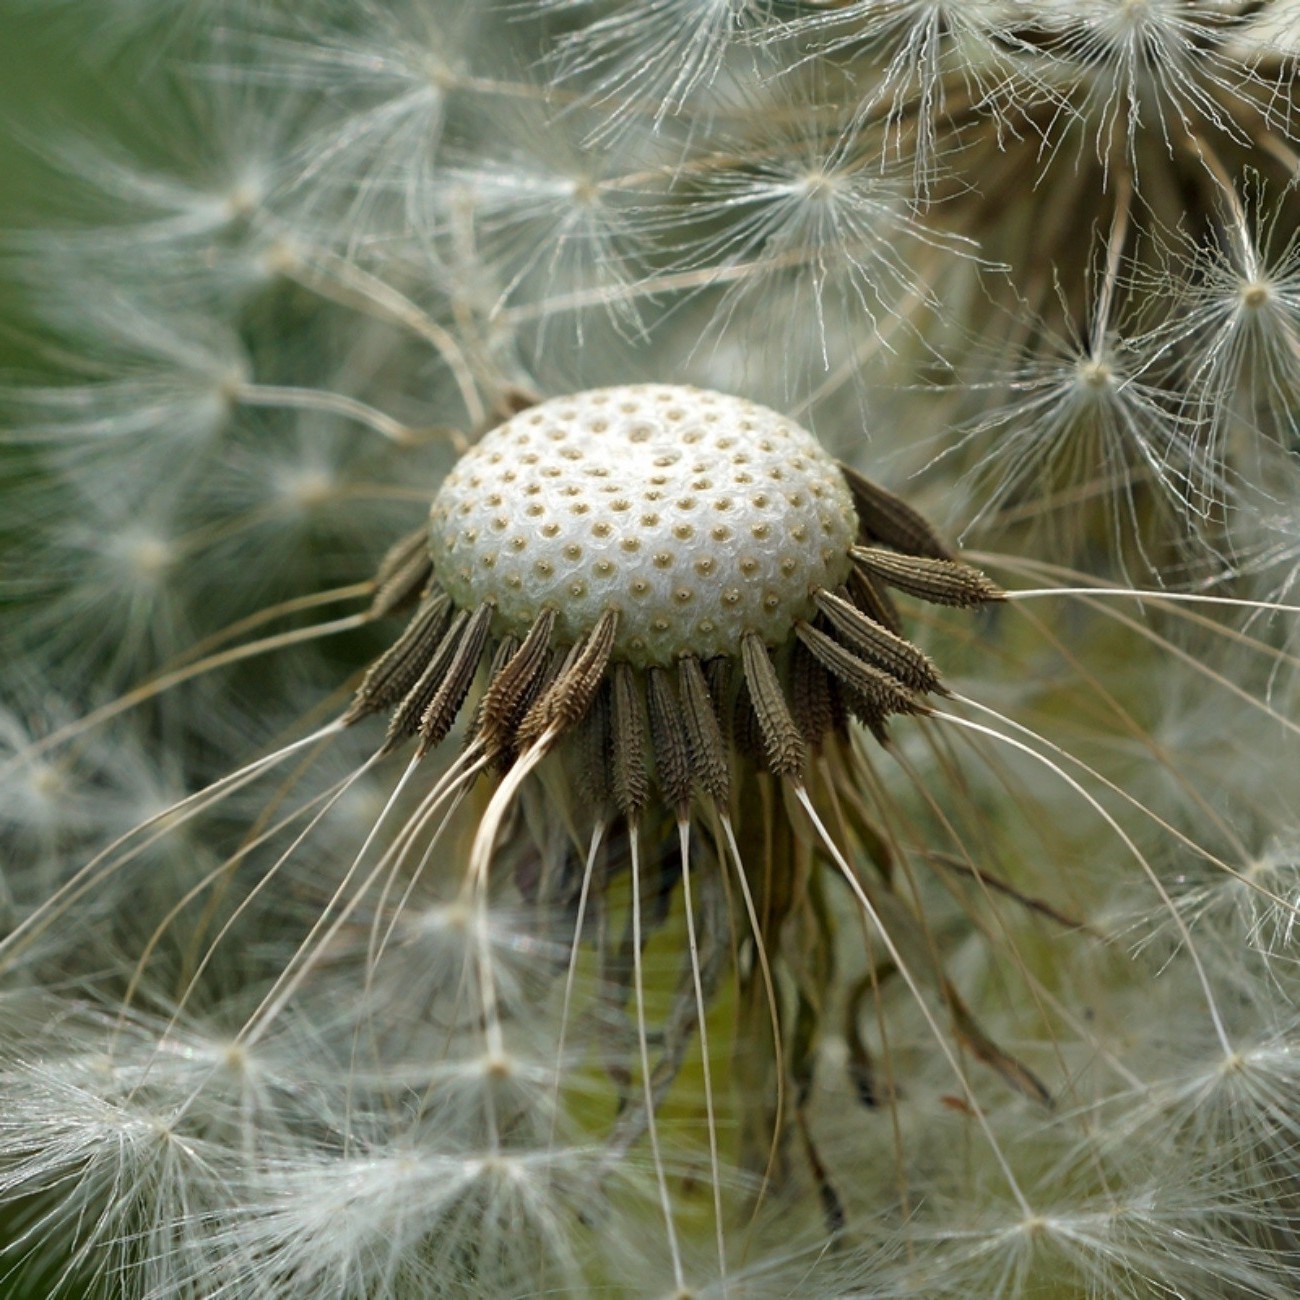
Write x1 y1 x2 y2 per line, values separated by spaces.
0 8 114 367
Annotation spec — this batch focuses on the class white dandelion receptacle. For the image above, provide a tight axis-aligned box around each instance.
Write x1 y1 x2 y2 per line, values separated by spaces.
352 382 1002 810
428 385 859 665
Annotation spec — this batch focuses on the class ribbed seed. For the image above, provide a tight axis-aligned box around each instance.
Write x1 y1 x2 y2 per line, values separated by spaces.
468 633 518 748
475 607 557 759
837 669 893 742
611 662 649 819
741 632 806 779
795 622 926 719
679 655 731 805
551 609 620 729
531 646 564 703
704 657 733 745
519 608 619 745
847 567 903 634
813 590 946 695
367 526 436 617
838 464 952 560
416 603 493 754
344 593 451 724
516 644 577 748
730 670 767 766
382 608 469 751
790 636 839 748
851 547 1005 608
646 666 692 813
575 678 613 808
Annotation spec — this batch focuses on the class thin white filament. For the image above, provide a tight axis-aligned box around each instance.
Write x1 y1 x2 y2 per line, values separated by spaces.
144 757 385 1116
680 817 727 1284
349 782 476 1147
465 733 555 1061
630 823 686 1292
717 811 788 1217
246 747 487 1055
166 581 374 667
886 742 1146 1095
946 685 1300 924
363 743 492 973
236 750 427 1047
121 757 381 1058
934 704 1234 1059
235 383 421 445
548 819 607 1160
2 617 368 772
0 722 345 968
792 784 1033 1218
1001 587 1300 616
277 240 484 431
986 574 1300 741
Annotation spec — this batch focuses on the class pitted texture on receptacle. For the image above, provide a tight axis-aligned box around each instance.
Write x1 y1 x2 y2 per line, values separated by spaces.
428 385 859 666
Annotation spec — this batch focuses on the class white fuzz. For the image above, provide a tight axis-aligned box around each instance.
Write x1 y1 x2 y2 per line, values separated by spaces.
429 385 858 664
1146 830 1300 995
208 1145 595 1298
538 0 770 129
1030 0 1273 160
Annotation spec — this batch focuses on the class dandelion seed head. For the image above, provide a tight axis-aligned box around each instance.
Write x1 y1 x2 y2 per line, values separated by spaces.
0 743 68 837
1166 829 1300 969
215 1142 594 1297
1093 1017 1300 1225
429 385 859 665
1076 356 1115 390
108 527 177 584
1240 279 1273 310
273 463 337 513
364 894 576 1030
